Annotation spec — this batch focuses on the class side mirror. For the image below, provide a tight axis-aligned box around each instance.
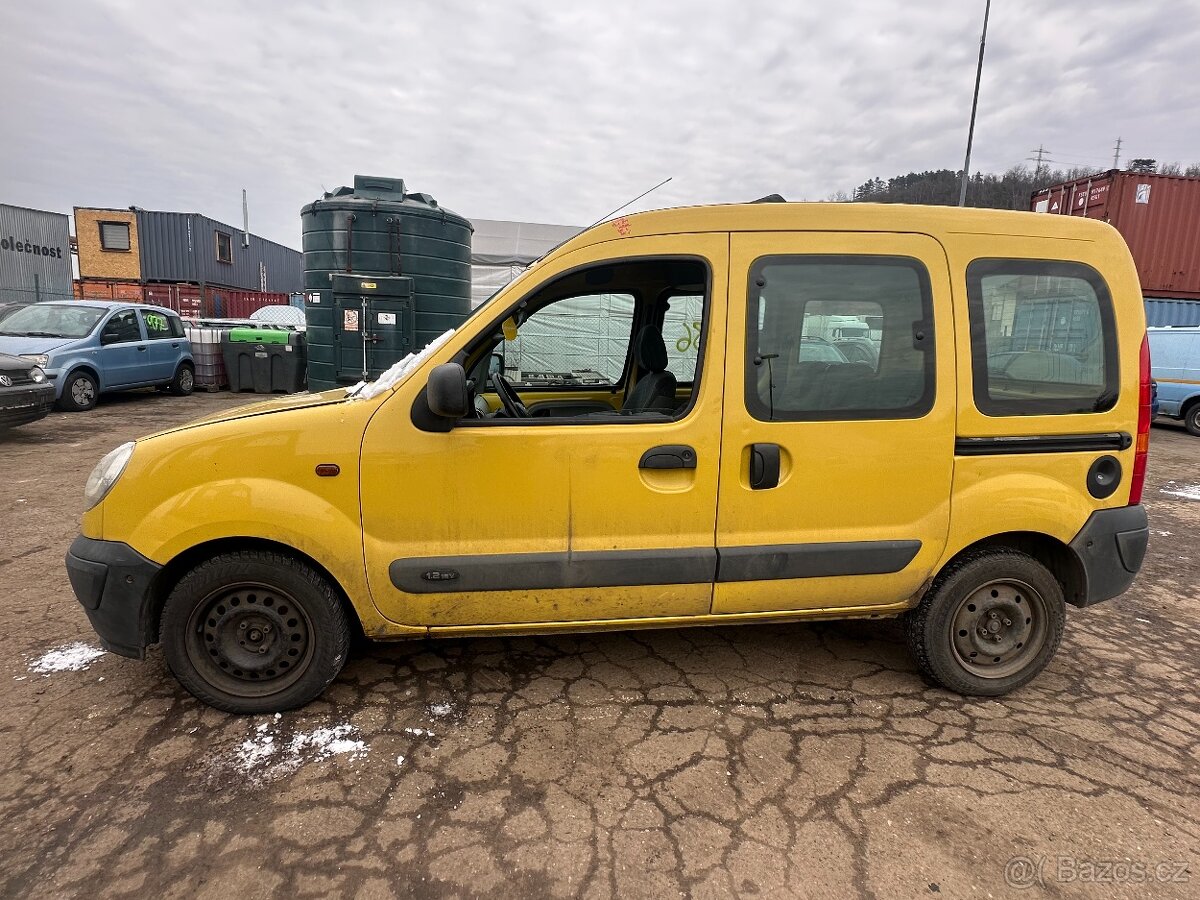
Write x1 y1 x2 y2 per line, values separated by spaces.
100 330 120 345
488 352 504 378
427 362 469 420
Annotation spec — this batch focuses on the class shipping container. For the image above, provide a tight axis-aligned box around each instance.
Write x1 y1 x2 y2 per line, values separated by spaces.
1032 170 1200 299
134 210 303 293
0 203 74 303
1145 297 1200 327
73 278 288 319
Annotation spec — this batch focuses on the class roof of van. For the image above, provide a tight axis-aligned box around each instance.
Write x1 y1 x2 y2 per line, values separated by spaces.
552 202 1119 257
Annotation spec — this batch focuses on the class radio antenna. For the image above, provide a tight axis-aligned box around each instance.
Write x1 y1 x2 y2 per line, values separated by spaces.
587 177 673 228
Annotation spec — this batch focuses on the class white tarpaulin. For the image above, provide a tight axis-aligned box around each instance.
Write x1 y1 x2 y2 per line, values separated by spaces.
469 218 581 308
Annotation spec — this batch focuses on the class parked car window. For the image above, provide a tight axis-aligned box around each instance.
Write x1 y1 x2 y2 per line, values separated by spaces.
169 315 186 338
140 309 174 340
966 259 1117 416
747 256 935 420
0 303 105 338
103 310 142 343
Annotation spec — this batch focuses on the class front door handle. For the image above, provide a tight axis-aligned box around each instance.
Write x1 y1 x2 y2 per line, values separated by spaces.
639 444 697 470
750 443 781 490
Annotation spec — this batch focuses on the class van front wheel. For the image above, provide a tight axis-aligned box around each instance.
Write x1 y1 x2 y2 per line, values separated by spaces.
904 550 1065 696
160 551 351 714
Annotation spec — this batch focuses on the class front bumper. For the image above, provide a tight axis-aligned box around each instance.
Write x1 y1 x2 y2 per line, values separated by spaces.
0 382 55 428
65 536 163 659
1068 505 1149 607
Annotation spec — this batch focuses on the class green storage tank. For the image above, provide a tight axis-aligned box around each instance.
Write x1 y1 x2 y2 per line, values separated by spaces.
301 175 473 391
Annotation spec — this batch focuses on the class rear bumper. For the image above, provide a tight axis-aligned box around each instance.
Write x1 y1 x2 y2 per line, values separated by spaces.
65 536 162 659
0 383 55 427
1068 505 1149 607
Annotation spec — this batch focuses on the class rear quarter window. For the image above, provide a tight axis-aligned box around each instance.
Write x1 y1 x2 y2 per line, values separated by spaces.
966 259 1118 416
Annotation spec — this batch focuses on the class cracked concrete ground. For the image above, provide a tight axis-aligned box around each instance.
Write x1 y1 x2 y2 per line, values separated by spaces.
0 390 1197 899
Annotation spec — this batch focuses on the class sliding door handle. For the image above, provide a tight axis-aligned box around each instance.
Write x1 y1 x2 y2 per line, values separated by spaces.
639 445 697 470
750 443 781 490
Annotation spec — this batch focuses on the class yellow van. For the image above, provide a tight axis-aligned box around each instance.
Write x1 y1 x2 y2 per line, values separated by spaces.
66 203 1151 713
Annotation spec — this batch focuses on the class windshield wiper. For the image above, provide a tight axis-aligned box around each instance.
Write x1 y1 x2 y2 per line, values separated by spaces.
21 331 64 338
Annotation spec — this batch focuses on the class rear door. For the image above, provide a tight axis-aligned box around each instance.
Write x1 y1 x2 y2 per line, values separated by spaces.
714 232 956 614
138 309 185 381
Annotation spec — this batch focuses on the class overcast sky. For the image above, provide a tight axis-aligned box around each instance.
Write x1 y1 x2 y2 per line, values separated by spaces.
2 0 1197 248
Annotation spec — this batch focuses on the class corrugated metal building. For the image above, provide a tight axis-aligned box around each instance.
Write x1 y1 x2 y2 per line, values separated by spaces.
75 206 302 293
0 203 74 303
1031 170 1200 300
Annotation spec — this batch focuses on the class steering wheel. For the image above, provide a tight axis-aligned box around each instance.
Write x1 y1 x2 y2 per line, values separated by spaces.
491 373 530 418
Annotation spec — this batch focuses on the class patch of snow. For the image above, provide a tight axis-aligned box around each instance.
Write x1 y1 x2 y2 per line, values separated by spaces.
29 642 105 675
403 727 435 737
346 329 456 401
428 702 453 718
232 720 368 783
1152 530 1172 536
1160 483 1200 501
1136 617 1152 624
396 755 406 766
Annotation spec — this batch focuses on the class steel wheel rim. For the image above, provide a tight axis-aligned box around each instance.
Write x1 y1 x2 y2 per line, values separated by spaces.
184 582 314 698
72 378 94 405
949 577 1048 679
180 368 193 391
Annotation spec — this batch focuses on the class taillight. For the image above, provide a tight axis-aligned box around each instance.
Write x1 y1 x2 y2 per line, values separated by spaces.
1129 333 1151 505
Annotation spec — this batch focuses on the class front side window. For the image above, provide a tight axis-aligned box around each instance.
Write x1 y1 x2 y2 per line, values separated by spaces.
216 232 233 264
747 256 935 421
102 310 142 343
967 259 1117 416
464 257 710 423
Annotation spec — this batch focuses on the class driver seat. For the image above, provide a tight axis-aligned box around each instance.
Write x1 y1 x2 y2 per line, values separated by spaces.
624 325 677 413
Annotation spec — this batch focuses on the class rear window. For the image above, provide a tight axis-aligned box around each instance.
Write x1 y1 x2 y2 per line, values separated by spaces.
966 259 1117 416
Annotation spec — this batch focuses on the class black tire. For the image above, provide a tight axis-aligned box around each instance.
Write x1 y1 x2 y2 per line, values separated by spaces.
904 550 1065 696
160 551 351 714
1184 402 1200 437
168 362 195 396
57 370 98 411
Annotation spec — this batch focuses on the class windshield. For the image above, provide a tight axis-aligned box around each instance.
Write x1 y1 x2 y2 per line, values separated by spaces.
0 304 106 339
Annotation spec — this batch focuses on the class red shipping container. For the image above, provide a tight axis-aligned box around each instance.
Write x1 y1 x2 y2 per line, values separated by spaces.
1031 171 1200 299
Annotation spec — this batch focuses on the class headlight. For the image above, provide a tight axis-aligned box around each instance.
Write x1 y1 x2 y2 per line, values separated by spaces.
20 354 50 368
84 442 135 511
29 367 46 384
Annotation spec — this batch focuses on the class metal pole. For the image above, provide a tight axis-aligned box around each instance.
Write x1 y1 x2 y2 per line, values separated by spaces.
959 0 992 207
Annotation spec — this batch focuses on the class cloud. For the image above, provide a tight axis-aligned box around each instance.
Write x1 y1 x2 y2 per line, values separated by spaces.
1 0 1196 247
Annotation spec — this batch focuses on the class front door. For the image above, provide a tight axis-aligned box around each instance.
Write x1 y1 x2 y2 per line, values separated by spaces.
714 232 956 614
98 309 147 387
360 234 728 628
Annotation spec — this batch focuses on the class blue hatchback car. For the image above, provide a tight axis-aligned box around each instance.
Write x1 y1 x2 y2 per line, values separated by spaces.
0 301 194 411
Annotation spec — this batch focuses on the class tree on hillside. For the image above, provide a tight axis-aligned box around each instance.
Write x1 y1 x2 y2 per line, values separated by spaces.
839 161 1200 210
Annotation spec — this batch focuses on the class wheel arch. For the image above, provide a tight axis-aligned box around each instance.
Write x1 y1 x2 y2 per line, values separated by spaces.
936 531 1087 608
59 362 102 396
148 536 363 643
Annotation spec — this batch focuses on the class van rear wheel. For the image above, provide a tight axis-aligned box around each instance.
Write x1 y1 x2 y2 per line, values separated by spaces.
904 550 1065 696
160 551 351 714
